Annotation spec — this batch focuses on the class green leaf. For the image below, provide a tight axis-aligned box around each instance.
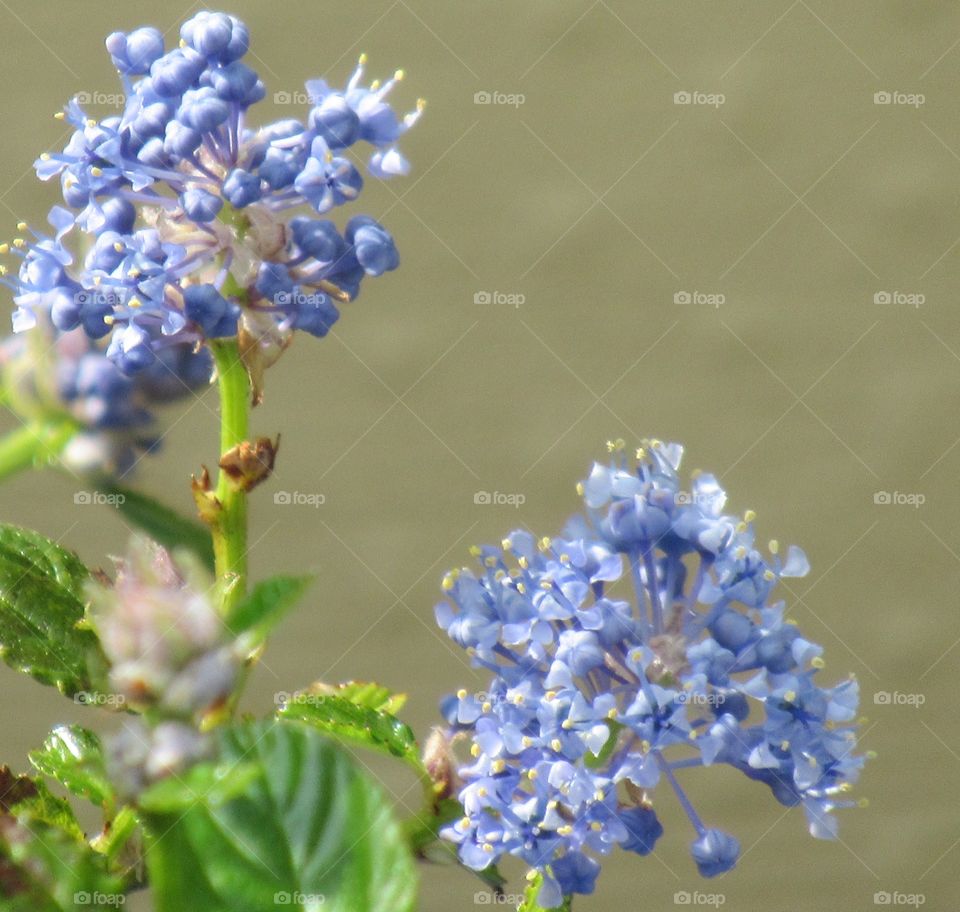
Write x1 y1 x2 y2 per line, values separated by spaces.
0 766 83 841
0 816 126 912
319 680 408 714
276 684 419 766
95 481 215 572
0 524 103 696
29 725 114 809
138 761 259 814
225 574 312 643
143 720 418 912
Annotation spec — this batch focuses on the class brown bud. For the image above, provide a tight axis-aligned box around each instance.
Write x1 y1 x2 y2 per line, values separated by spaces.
218 435 280 493
422 727 461 805
191 466 221 524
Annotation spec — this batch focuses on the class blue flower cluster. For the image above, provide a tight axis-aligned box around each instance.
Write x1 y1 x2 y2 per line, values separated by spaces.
0 248 210 473
5 11 420 375
436 440 866 907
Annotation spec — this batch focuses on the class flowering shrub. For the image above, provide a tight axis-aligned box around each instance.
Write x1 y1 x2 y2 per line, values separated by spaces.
0 11 867 912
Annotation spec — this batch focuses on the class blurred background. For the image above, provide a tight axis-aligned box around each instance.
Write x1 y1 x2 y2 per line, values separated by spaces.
0 1 957 909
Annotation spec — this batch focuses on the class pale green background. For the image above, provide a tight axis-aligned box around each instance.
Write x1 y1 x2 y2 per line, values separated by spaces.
0 1 957 909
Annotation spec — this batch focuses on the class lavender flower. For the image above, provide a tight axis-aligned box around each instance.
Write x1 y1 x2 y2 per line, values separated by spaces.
435 440 867 905
4 11 421 375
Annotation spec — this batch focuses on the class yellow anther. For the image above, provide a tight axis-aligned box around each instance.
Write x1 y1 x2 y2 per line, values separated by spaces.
477 787 487 798
86 119 97 128
783 690 796 703
651 439 662 449
636 447 646 460
128 297 142 309
527 768 538 780
590 822 602 832
103 315 115 325
539 536 552 551
484 556 498 568
744 509 756 523
561 720 573 730
865 750 878 760
0 266 6 276
780 740 790 751
838 782 852 793
557 825 573 836
471 743 481 757
735 546 747 559
0 244 8 254
736 522 747 533
16 222 27 232
358 53 368 65
460 816 470 829
53 111 65 120
560 553 571 563
494 569 505 581
540 580 552 590
416 98 427 111
394 69 405 81
456 689 468 700
482 842 494 854
518 556 529 569
811 656 825 669
491 759 506 774
113 241 124 253
370 79 381 91
513 694 525 705
12 239 25 249
441 574 455 592
179 38 187 48
594 790 605 801
763 570 775 581
481 702 492 713
90 167 103 177
516 582 526 594
469 545 481 557
522 736 534 748
688 730 698 740
858 798 869 809
576 482 585 496
550 738 562 752
607 707 618 719
501 538 512 550
545 691 556 701
40 153 52 162
640 740 651 752
768 539 779 555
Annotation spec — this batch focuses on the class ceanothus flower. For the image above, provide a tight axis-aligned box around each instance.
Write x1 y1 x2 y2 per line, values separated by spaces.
435 439 868 905
0 245 210 474
5 11 421 376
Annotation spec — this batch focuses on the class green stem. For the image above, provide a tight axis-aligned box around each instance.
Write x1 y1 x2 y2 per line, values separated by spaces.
210 339 250 618
0 419 77 483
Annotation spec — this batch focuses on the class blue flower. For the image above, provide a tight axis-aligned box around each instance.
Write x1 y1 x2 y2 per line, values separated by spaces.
6 12 422 376
436 440 868 901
